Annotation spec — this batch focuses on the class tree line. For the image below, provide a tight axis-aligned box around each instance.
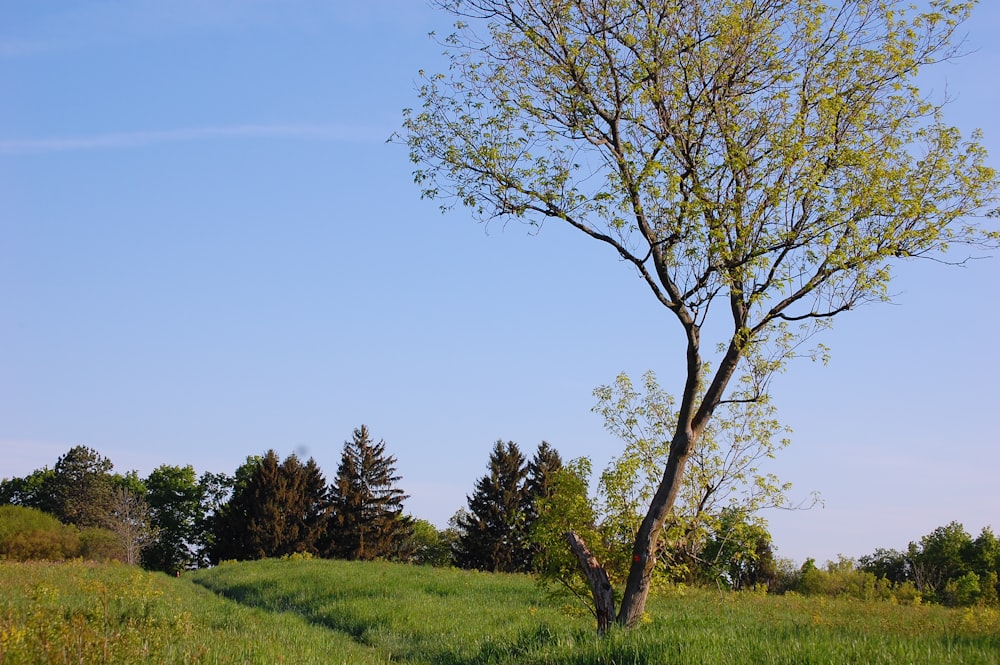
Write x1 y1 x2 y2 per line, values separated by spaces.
0 430 567 574
2 430 997 609
1 426 413 571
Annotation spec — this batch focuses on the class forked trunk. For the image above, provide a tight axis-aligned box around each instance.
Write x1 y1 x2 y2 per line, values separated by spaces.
563 430 695 633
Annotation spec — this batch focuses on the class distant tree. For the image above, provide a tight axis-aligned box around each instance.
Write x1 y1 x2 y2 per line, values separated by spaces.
858 548 910 585
698 507 777 591
0 468 58 515
524 442 563 526
855 523 1000 607
212 451 330 561
404 518 452 566
403 0 998 630
326 426 413 561
909 521 974 603
521 441 564 570
106 473 154 565
49 446 114 528
143 464 205 573
970 528 1000 606
454 440 529 572
279 454 330 555
195 469 238 565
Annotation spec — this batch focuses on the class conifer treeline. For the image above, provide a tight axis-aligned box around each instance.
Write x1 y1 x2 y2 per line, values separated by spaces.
0 430 563 574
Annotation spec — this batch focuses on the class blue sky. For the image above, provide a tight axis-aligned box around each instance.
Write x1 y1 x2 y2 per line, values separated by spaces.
2 0 997 565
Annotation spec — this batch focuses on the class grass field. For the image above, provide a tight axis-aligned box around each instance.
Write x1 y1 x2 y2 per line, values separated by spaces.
2 558 998 664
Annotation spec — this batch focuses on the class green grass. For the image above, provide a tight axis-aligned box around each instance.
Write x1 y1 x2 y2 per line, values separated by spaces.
2 558 999 664
0 559 381 664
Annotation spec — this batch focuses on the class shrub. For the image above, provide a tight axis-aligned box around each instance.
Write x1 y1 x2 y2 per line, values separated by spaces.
0 505 80 560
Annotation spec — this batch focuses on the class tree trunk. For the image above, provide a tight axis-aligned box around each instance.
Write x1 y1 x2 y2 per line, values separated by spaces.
616 430 694 627
564 531 616 634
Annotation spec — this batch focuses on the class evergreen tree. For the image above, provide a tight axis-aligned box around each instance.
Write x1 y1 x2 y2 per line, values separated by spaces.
454 440 529 572
279 454 330 555
326 425 413 561
524 442 563 526
520 441 563 570
49 446 114 528
211 451 329 561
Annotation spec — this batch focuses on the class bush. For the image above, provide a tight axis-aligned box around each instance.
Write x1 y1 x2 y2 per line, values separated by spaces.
0 505 80 560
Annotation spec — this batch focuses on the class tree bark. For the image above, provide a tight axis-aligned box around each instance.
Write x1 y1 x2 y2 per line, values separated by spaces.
616 430 695 627
564 531 616 634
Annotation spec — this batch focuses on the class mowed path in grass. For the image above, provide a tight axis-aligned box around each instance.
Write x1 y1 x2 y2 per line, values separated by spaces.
2 558 999 664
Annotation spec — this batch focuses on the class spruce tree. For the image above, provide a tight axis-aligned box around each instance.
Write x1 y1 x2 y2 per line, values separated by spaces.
454 440 529 572
326 425 413 560
524 441 563 525
211 450 330 561
521 441 564 570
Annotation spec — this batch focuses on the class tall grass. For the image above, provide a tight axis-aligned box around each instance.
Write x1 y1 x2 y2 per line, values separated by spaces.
190 557 584 663
0 559 381 664
2 557 998 664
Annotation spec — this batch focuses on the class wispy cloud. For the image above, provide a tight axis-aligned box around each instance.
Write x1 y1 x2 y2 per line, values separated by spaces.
0 123 387 155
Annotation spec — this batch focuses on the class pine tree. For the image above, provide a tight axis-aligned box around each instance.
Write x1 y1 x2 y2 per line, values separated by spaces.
326 425 413 560
454 440 529 572
49 446 114 528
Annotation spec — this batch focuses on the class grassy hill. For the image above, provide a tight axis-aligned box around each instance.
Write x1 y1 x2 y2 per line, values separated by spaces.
1 557 998 664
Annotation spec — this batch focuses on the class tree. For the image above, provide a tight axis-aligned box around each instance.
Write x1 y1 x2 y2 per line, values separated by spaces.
858 547 910 585
143 464 205 573
970 527 1000 606
0 468 58 515
524 442 564 526
106 472 154 565
698 507 777 591
212 451 330 561
530 458 612 622
327 426 413 560
406 518 454 566
195 468 247 565
909 521 975 603
595 371 807 585
402 0 997 628
520 441 564 570
49 446 114 528
454 440 530 571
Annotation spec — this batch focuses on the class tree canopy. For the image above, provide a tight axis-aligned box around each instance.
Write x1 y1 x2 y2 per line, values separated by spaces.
403 0 998 629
